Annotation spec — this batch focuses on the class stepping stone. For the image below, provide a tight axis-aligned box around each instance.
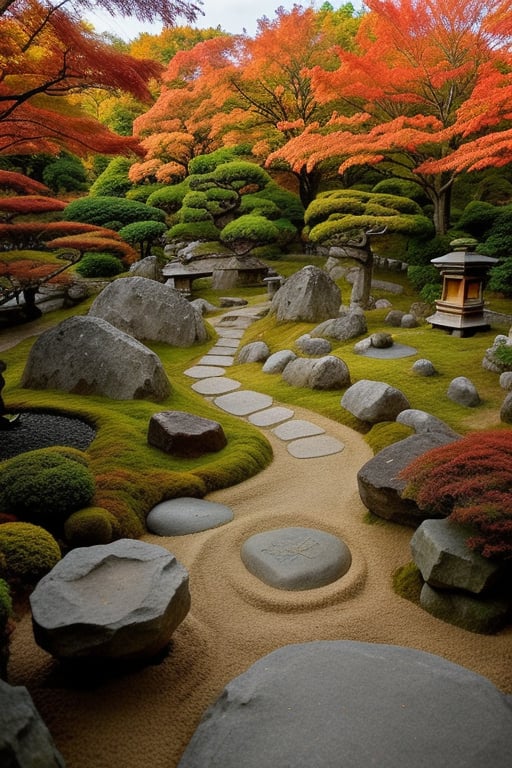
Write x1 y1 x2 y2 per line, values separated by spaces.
184 365 226 379
214 390 273 416
147 497 234 536
214 337 241 348
359 343 417 359
191 377 242 395
217 315 255 329
215 328 245 339
287 435 345 459
208 346 238 356
198 355 235 367
248 406 295 427
241 527 351 590
272 419 325 441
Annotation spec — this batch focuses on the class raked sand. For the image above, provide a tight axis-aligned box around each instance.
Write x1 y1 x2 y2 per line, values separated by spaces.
7 406 512 768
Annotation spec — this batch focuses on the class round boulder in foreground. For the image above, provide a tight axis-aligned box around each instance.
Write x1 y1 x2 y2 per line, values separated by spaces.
241 527 351 590
177 641 512 768
147 497 234 536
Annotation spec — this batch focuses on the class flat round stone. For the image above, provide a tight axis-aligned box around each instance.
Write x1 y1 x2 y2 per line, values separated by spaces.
287 435 345 459
272 419 325 441
241 527 351 590
248 407 295 427
184 365 226 378
191 377 241 395
198 355 234 367
214 390 273 416
147 498 234 536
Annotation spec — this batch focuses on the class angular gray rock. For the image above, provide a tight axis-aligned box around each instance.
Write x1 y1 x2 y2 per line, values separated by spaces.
447 376 480 407
148 411 227 458
262 350 297 374
190 298 218 315
412 358 437 376
89 276 208 346
341 379 410 423
241 527 351 590
30 539 190 661
236 341 270 363
21 316 171 401
128 255 161 280
147 497 233 536
270 265 341 322
396 409 459 438
501 390 512 423
282 355 351 390
482 334 512 373
0 679 66 767
411 519 502 594
177 641 512 768
420 582 510 635
295 334 332 356
312 308 367 341
499 371 512 390
357 433 456 525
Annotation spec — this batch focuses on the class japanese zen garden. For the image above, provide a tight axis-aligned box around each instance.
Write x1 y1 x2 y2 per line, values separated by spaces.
0 1 512 767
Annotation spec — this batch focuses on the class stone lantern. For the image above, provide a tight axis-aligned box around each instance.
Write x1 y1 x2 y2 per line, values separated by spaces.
427 239 498 337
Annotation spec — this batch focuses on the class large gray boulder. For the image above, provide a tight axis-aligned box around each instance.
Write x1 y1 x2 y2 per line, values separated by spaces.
312 308 367 341
177 641 512 768
411 519 502 594
262 350 297 374
21 316 171 401
396 409 460 438
236 341 270 363
357 433 456 525
282 355 351 390
341 379 410 423
295 334 332 356
89 276 208 346
0 679 66 767
30 539 190 661
270 265 341 322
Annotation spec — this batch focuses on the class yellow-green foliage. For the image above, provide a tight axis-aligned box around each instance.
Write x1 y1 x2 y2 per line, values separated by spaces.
365 422 415 454
0 523 61 586
0 578 12 627
64 507 119 547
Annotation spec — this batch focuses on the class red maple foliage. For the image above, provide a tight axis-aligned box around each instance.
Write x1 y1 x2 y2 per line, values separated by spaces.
400 430 512 560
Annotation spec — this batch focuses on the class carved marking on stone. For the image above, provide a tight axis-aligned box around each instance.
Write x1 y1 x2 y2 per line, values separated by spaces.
262 537 321 562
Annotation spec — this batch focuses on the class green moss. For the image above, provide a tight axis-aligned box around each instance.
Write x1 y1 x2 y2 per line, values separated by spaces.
0 522 61 586
365 422 415 454
392 562 423 605
64 507 119 547
0 578 12 628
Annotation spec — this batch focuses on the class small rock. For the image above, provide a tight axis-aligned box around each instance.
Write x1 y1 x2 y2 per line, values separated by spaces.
147 498 233 536
295 334 332 355
385 309 404 326
412 359 437 376
500 391 512 423
499 371 512 390
341 379 410 423
236 341 270 363
370 332 393 349
262 350 297 374
375 298 392 309
282 356 351 390
312 310 367 342
447 376 480 407
400 313 418 328
396 409 459 438
219 297 248 307
420 582 510 635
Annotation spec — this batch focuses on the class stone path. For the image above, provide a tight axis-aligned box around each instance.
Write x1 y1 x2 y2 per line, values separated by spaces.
184 303 345 459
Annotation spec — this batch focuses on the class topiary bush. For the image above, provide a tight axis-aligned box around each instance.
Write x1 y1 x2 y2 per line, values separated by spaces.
400 430 512 560
0 448 95 531
75 252 125 278
487 257 512 297
89 157 133 198
0 522 61 587
62 196 166 229
64 507 119 547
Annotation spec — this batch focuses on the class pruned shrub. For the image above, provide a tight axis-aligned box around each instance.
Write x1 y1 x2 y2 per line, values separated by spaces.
0 522 61 586
400 431 512 560
76 252 124 278
0 448 95 530
62 196 166 229
64 507 119 547
487 257 512 297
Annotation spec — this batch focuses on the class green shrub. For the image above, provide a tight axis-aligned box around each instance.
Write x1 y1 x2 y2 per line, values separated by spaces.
76 252 124 278
487 258 512 296
118 221 167 259
64 507 118 547
457 201 501 238
62 196 166 229
167 221 221 242
405 234 453 265
372 178 427 203
220 215 279 251
0 522 61 586
0 578 12 628
0 449 95 530
42 153 87 193
480 210 512 260
147 182 189 213
89 157 133 198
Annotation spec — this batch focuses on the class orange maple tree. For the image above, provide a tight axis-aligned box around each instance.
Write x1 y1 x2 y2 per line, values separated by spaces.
269 0 512 235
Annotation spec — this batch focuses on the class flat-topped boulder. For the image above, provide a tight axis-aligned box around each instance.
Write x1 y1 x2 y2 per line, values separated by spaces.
0 679 66 767
89 276 208 346
312 308 367 341
270 265 340 322
148 411 227 458
21 316 171 401
147 497 234 536
30 539 190 661
420 583 510 635
341 379 410 423
357 433 457 525
177 641 512 768
241 528 351 590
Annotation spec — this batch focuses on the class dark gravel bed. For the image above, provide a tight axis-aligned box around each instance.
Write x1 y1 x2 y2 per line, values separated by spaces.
0 412 96 460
